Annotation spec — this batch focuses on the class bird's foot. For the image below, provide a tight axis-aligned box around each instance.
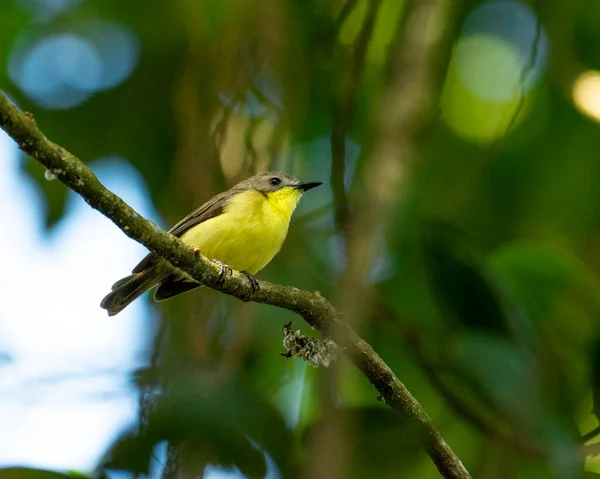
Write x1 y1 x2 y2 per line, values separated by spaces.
211 259 233 286
240 270 260 293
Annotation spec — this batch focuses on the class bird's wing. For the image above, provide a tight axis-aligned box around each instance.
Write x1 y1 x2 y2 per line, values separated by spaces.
132 190 232 274
168 190 232 237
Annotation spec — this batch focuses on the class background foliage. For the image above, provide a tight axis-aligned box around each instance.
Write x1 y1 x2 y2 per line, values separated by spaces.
3 0 600 477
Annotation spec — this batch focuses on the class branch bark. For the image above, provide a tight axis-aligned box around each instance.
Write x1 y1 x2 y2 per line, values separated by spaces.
0 91 470 478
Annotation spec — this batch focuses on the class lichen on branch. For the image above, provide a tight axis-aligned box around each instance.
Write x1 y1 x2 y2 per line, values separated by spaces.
282 322 339 367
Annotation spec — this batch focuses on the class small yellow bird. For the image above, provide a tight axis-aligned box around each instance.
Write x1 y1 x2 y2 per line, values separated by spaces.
100 171 322 315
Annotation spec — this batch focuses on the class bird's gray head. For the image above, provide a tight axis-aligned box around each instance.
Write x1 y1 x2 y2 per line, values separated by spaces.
245 171 322 194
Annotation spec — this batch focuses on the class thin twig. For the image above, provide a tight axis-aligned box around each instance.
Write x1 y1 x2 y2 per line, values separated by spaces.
583 440 600 458
321 4 385 476
162 443 182 479
337 0 460 332
0 90 470 479
330 0 382 236
332 0 360 37
583 425 600 444
249 84 284 119
504 14 542 135
330 1 468 477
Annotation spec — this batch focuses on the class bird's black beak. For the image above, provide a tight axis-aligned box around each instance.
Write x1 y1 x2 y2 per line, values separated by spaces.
293 181 322 192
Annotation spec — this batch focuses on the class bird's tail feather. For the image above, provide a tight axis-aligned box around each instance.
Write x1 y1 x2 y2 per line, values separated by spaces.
154 273 201 301
100 266 166 316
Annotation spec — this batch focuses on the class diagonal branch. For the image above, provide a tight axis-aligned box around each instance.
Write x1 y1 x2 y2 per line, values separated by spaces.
0 91 470 479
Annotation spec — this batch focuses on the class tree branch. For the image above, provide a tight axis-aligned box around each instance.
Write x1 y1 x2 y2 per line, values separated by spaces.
0 91 470 478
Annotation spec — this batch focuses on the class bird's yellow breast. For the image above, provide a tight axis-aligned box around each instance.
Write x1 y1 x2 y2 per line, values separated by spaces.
179 187 302 274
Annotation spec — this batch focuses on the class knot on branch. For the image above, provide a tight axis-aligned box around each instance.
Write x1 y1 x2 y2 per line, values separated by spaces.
281 322 338 368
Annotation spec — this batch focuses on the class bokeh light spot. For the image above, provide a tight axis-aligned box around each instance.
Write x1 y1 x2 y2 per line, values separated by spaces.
454 35 525 102
9 22 139 110
572 71 600 123
440 0 548 143
10 33 100 109
339 0 406 65
458 0 549 100
440 59 531 143
84 21 140 90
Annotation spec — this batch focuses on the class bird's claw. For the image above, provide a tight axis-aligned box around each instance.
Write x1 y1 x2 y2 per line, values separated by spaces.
211 259 232 286
240 270 260 293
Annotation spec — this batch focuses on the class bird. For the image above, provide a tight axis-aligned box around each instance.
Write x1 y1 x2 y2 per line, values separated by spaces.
100 171 322 315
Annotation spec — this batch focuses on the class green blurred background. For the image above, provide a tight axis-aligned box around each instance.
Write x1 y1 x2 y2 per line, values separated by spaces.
3 0 600 477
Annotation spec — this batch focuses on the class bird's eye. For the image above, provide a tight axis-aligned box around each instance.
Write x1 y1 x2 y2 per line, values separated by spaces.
270 177 281 186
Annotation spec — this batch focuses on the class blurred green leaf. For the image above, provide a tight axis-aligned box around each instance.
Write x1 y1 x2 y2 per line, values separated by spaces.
590 337 600 423
101 374 297 478
490 243 600 324
421 220 511 334
453 333 537 424
0 468 84 479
